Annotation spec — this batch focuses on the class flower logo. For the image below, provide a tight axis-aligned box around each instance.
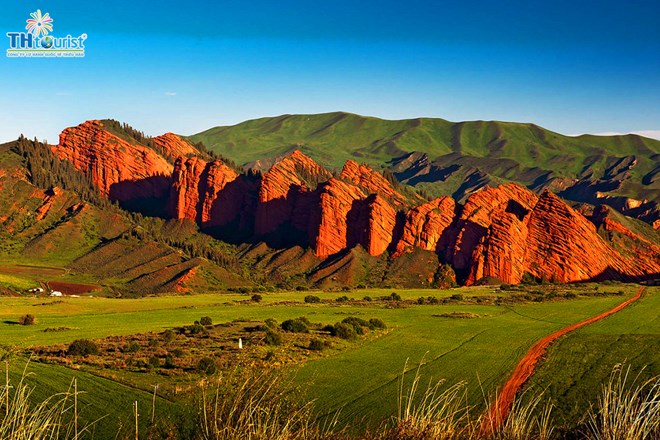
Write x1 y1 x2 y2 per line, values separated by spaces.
25 10 53 37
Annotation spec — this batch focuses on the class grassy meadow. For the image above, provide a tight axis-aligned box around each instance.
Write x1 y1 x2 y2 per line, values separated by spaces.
0 282 657 437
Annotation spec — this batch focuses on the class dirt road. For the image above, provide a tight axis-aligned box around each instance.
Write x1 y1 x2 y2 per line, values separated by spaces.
482 286 646 433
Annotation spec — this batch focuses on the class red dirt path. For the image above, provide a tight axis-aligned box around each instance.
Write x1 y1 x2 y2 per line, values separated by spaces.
481 286 646 433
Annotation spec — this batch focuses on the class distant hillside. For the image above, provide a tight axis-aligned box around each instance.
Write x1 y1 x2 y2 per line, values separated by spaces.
189 112 660 220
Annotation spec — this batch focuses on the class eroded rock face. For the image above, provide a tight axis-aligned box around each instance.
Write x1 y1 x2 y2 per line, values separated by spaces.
254 150 332 237
448 183 538 272
523 191 626 282
152 133 199 161
168 156 246 229
53 120 173 201
393 197 456 257
312 178 366 258
340 160 407 206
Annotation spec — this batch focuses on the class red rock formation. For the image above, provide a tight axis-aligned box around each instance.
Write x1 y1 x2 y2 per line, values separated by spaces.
340 160 407 206
467 211 529 284
393 197 456 257
168 156 243 228
362 195 398 256
35 187 64 221
313 178 366 258
254 150 331 236
53 120 172 201
523 191 630 282
449 183 539 271
152 133 199 161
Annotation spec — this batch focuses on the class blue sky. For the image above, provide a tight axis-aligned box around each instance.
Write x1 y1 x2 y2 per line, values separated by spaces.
1 0 659 143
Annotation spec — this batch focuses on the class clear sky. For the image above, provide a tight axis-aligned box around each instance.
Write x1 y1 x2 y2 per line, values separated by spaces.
1 0 659 143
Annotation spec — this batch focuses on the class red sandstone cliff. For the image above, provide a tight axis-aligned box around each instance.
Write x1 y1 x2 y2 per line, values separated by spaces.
53 120 173 201
168 156 252 229
254 150 332 236
152 133 199 161
393 197 456 257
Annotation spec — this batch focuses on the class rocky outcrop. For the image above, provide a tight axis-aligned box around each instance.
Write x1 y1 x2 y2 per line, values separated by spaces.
393 197 456 257
312 178 367 258
152 133 199 162
466 191 660 285
53 120 172 202
254 150 332 237
340 160 407 206
448 183 538 273
168 156 249 229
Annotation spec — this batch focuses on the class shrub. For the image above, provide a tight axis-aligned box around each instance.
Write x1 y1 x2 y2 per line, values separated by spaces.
148 338 160 348
124 341 141 353
148 356 161 368
427 296 439 304
67 339 99 357
450 294 464 301
363 296 372 302
264 329 282 346
336 295 349 302
281 319 309 333
197 357 216 375
264 318 278 329
172 348 184 357
389 292 402 301
162 329 176 342
333 322 357 340
164 356 176 369
369 318 386 330
342 317 370 334
18 314 35 325
251 294 263 302
295 286 307 291
417 297 426 305
308 339 324 351
200 316 213 326
304 295 320 303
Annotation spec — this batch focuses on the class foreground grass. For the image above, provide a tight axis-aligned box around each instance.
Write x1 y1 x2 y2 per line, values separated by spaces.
528 287 660 430
0 285 655 437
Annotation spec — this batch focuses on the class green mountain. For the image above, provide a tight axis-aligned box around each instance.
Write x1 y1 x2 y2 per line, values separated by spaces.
189 111 659 177
189 111 660 219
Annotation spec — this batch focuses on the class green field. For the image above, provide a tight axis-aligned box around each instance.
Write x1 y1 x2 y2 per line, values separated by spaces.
528 287 660 429
1 284 656 437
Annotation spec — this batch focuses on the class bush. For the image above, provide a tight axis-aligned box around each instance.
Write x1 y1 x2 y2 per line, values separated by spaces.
336 295 349 302
264 328 282 346
304 295 320 303
200 316 213 326
67 339 99 357
124 341 141 353
148 338 160 348
281 319 309 333
197 357 216 375
18 314 35 325
369 318 386 330
148 356 161 368
427 296 439 304
163 356 175 369
333 322 357 340
388 292 402 301
172 348 184 358
450 294 464 301
417 297 426 305
162 329 176 342
251 294 263 302
363 296 372 302
295 286 307 291
264 318 278 329
308 339 324 351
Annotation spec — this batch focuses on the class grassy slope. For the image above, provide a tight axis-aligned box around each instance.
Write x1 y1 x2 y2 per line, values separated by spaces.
189 112 660 184
0 285 653 434
527 288 660 429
